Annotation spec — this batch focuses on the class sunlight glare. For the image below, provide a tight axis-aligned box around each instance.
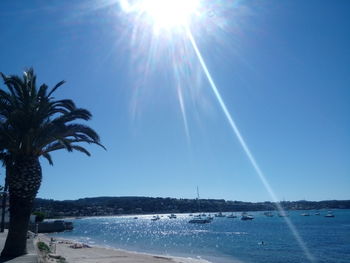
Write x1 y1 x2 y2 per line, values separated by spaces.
186 28 315 263
140 0 200 30
118 1 316 260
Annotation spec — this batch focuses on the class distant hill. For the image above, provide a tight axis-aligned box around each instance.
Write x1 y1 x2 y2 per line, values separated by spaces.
33 197 350 218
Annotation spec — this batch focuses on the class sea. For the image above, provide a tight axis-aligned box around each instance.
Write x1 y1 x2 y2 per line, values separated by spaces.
51 209 350 263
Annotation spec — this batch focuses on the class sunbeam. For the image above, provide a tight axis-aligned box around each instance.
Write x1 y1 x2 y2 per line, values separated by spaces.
186 27 315 263
177 85 191 143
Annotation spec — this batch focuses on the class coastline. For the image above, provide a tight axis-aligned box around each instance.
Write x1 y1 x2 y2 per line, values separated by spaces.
37 234 212 263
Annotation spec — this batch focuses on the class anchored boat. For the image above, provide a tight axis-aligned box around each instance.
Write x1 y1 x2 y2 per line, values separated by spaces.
241 212 254 220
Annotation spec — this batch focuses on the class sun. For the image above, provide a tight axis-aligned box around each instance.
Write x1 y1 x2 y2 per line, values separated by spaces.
120 0 201 31
142 0 200 29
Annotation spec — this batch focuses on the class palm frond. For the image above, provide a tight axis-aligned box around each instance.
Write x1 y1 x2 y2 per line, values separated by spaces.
51 99 76 111
71 145 91 156
37 84 49 100
52 108 92 123
47 80 66 97
0 68 105 163
42 152 53 165
64 124 101 142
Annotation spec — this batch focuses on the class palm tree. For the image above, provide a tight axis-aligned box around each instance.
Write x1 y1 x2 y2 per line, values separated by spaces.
0 153 10 233
0 68 105 257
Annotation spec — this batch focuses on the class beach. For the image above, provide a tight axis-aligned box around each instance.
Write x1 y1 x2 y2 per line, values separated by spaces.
37 234 211 263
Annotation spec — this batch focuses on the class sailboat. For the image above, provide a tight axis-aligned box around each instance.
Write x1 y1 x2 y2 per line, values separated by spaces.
188 187 213 224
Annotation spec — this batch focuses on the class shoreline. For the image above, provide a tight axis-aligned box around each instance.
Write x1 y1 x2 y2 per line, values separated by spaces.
37 234 212 263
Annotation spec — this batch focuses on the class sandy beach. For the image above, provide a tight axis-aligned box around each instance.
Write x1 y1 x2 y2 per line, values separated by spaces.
36 234 211 263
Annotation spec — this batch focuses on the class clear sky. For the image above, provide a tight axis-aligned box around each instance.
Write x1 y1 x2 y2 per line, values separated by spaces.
0 0 349 202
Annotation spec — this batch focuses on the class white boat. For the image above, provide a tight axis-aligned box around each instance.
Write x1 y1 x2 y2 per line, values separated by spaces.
227 213 237 218
264 212 274 217
188 187 213 224
301 213 310 216
151 215 160 221
168 214 177 219
325 211 335 218
241 215 254 220
215 212 225 217
241 212 254 220
278 211 289 217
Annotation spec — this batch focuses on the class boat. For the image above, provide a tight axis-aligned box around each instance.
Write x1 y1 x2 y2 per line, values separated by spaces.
325 213 335 218
151 215 160 221
241 215 254 220
133 217 138 219
168 214 177 219
241 212 254 220
278 211 289 217
301 213 310 216
315 212 320 215
188 187 213 224
190 213 214 223
325 211 335 218
263 212 274 217
227 213 237 218
215 212 226 217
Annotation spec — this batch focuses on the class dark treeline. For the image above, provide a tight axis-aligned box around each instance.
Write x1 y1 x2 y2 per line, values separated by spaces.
33 197 350 218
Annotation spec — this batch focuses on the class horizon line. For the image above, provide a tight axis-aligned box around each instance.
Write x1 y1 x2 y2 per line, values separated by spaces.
36 195 350 203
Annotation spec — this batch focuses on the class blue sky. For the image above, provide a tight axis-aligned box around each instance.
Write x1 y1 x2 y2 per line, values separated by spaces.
0 0 349 202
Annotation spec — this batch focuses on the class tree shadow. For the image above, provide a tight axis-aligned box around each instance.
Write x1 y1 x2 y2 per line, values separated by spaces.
0 254 36 262
0 255 17 262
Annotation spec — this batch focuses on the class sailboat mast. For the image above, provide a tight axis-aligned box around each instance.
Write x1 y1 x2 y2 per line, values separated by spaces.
196 186 200 212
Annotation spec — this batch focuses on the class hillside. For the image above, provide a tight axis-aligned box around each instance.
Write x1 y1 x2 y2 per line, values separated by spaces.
33 197 350 218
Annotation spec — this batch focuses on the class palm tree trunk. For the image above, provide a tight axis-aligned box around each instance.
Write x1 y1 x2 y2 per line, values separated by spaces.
0 173 8 232
1 156 42 258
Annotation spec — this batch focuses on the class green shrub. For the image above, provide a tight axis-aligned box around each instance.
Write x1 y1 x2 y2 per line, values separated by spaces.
37 241 50 253
33 211 45 223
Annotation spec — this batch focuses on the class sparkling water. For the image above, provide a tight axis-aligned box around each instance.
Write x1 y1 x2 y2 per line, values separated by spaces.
52 209 350 263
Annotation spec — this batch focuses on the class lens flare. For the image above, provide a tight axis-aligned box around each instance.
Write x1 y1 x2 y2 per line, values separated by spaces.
186 28 315 263
177 85 191 142
142 0 199 29
120 0 200 32
118 1 315 261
